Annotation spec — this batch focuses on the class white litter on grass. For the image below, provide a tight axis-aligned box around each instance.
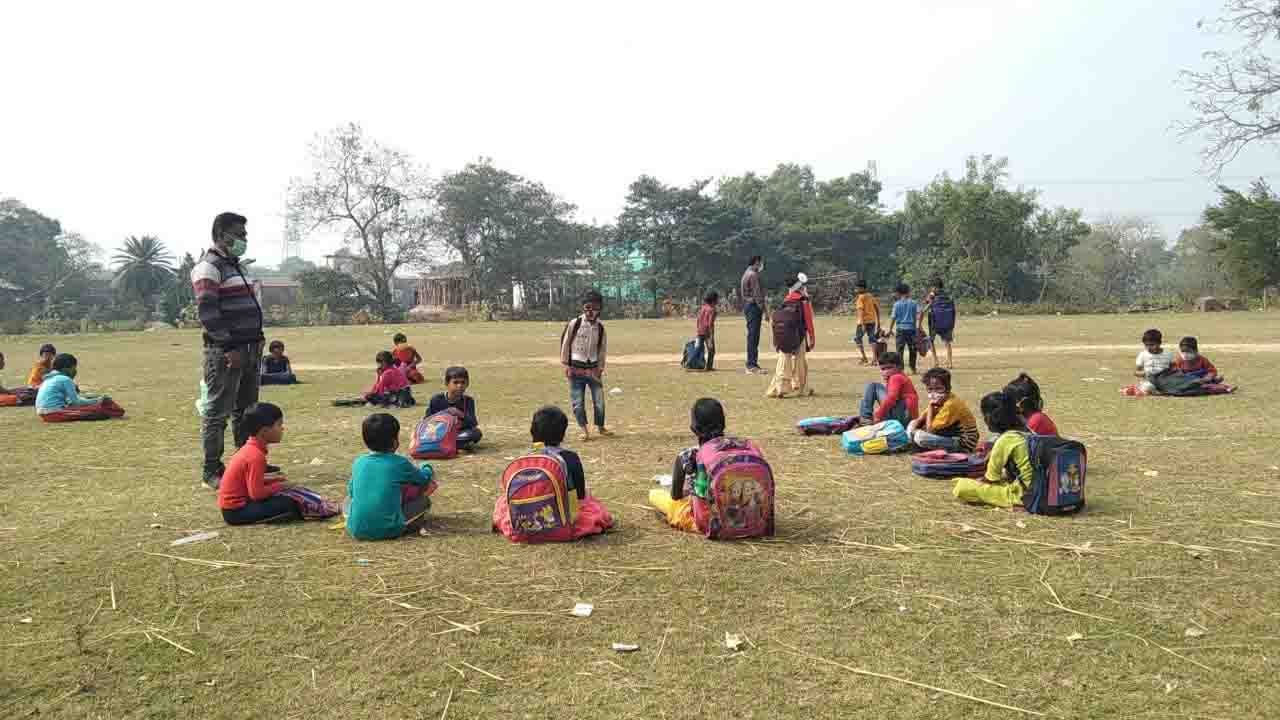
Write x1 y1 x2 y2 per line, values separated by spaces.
1184 627 1207 638
1143 470 1160 478
724 633 745 652
611 643 640 652
171 531 220 547
572 603 594 618
19 617 33 624
610 388 623 395
653 474 673 488
309 458 324 466
1081 377 1108 383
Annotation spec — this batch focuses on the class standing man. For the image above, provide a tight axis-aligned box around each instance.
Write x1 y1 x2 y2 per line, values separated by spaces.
193 212 266 489
740 255 767 374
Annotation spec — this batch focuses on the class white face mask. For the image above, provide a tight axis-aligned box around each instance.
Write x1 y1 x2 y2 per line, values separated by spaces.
1182 351 1198 362
927 390 947 405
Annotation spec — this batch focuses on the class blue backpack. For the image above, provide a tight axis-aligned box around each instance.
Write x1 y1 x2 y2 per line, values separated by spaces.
841 420 910 455
682 339 706 370
929 293 956 331
1017 433 1087 515
796 416 859 435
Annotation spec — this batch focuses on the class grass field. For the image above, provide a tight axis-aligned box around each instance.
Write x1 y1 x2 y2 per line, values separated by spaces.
3 312 1279 719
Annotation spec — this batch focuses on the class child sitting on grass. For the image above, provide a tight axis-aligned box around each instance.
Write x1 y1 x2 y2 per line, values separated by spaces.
259 340 298 385
27 344 56 386
1131 328 1174 395
1004 373 1058 435
1173 336 1223 384
218 402 299 525
858 351 918 426
906 368 979 452
34 354 124 422
492 406 612 543
952 391 1033 508
426 366 482 450
392 333 425 384
649 398 723 533
0 351 33 407
345 413 438 540
347 351 415 407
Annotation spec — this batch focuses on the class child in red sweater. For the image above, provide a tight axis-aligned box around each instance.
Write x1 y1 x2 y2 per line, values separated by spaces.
364 351 415 407
1004 372 1059 435
218 403 301 525
1173 336 1223 384
858 351 918 425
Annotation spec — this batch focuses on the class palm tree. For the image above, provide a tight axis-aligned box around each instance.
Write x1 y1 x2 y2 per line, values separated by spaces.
112 235 175 307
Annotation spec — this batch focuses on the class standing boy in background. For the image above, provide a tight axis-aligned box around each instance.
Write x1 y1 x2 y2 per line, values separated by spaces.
850 279 881 365
886 283 920 374
560 289 611 441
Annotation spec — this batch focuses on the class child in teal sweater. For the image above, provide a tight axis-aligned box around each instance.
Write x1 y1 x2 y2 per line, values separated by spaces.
345 413 437 540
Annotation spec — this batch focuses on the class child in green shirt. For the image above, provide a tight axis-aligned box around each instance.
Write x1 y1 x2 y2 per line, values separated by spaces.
345 413 437 540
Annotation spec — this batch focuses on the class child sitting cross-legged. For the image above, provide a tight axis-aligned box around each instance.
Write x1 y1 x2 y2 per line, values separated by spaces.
426 366 482 451
345 413 438 540
952 391 1033 509
28 344 56 387
259 340 298 385
492 406 613 543
1004 373 1058 435
1173 336 1223 384
218 402 340 525
858 351 919 426
335 351 416 408
906 368 979 452
0 351 35 407
649 398 774 538
34 354 125 422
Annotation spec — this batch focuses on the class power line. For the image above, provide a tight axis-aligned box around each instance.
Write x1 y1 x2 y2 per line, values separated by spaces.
878 174 1275 187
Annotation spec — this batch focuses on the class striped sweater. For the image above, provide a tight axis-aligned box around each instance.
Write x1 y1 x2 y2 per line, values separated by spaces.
191 248 264 350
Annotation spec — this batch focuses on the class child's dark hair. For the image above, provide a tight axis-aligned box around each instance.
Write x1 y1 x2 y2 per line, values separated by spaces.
580 289 603 307
855 279 867 290
39 343 56 355
1004 373 1044 414
931 277 944 290
704 290 719 305
242 402 283 437
530 406 569 446
690 398 726 443
895 282 910 295
268 340 284 352
444 366 469 383
1141 329 1162 344
51 353 77 371
921 367 952 392
879 351 903 368
362 412 401 452
393 333 407 344
980 391 1024 434
1179 336 1198 351
376 350 395 366
748 255 762 267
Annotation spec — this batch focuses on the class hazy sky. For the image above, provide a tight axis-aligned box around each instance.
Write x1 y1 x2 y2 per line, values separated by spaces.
2 0 1275 269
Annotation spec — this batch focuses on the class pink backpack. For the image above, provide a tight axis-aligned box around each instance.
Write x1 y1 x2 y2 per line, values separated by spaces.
501 447 578 539
692 437 775 540
410 410 462 459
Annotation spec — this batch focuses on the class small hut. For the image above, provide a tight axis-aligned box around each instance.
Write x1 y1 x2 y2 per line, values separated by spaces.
415 264 473 309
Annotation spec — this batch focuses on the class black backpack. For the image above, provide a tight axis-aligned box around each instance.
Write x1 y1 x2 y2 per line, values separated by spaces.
771 300 807 353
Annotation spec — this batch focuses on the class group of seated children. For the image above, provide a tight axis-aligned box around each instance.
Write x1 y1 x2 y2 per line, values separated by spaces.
34 353 125 422
1126 329 1233 396
856 350 1060 509
259 340 298 385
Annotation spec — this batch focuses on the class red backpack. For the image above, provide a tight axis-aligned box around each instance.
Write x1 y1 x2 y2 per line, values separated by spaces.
500 446 578 539
410 410 462 459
